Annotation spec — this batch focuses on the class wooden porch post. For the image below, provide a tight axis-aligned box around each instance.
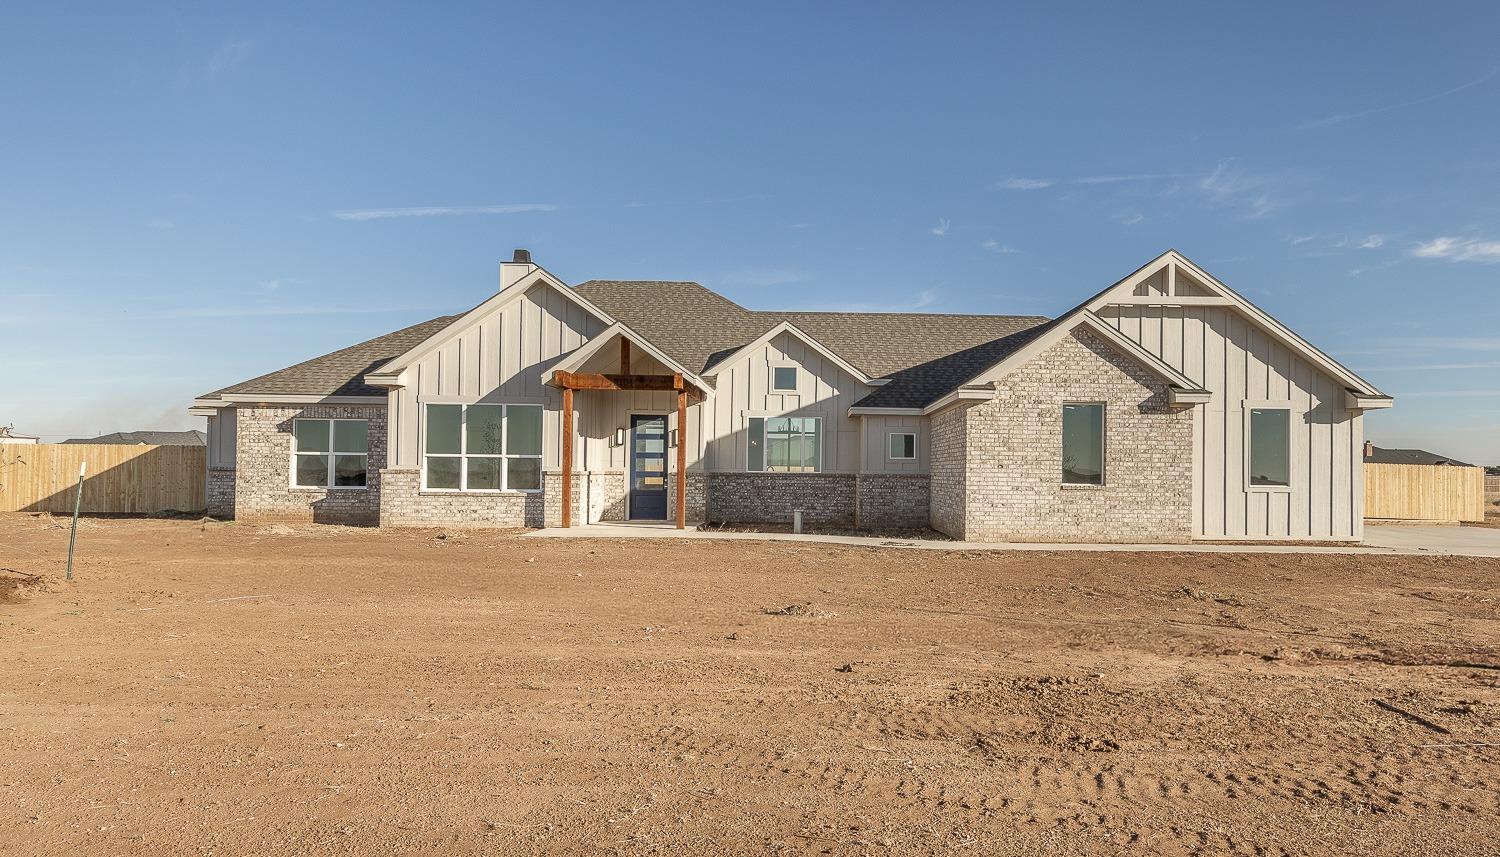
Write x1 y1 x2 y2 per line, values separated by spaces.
561 386 574 528
676 379 687 529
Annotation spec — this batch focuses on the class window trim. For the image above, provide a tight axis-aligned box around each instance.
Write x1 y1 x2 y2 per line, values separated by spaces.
887 431 917 461
1060 402 1106 487
771 365 799 392
421 402 543 493
746 413 823 473
1243 400 1295 494
289 418 369 491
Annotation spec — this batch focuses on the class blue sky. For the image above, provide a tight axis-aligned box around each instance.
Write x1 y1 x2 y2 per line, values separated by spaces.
2 3 1497 464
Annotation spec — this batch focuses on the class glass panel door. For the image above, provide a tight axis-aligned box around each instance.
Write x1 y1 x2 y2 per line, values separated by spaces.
629 415 669 520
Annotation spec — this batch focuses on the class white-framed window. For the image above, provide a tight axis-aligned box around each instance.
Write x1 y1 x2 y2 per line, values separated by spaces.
771 366 798 391
747 416 821 472
292 418 368 489
888 432 916 460
1247 405 1292 489
1061 403 1105 486
423 403 542 492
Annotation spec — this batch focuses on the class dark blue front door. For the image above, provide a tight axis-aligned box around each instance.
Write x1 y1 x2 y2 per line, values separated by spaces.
629 414 668 520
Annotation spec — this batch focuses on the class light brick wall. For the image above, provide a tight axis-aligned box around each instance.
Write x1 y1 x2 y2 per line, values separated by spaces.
855 474 930 528
207 466 235 519
234 405 386 525
928 405 968 537
379 467 542 527
705 473 856 524
935 328 1194 543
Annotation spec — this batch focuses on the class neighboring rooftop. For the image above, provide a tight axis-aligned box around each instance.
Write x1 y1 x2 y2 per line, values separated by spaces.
1364 444 1474 467
64 430 207 446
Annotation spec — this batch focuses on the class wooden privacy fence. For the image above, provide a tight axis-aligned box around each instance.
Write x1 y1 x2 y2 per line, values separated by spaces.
1364 463 1485 523
0 444 205 514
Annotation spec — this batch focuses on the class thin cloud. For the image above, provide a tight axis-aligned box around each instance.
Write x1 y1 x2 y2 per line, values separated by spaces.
1117 213 1144 226
1296 66 1499 131
1073 173 1190 185
996 177 1053 190
1195 160 1277 218
981 239 1021 254
1363 360 1500 372
929 218 951 237
1383 335 1500 352
1358 234 1385 249
205 39 254 79
331 204 559 221
1409 236 1500 263
154 304 442 319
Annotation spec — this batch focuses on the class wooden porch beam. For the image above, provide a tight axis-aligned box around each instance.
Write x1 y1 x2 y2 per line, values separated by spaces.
676 378 687 530
551 370 685 392
561 386 573 528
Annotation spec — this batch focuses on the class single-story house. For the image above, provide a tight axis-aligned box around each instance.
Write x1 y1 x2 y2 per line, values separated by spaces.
0 426 39 445
63 430 207 446
1362 443 1472 468
191 249 1392 542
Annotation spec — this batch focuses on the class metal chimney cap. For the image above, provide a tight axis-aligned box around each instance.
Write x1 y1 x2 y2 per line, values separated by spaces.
512 248 532 264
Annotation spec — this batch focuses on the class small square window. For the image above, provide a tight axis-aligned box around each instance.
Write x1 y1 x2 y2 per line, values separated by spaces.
772 366 798 391
888 432 916 460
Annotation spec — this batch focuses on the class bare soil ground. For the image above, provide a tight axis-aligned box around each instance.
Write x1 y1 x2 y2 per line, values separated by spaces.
2 514 1498 856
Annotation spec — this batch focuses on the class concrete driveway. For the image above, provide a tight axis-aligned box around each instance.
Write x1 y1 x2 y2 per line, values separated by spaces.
1362 523 1500 558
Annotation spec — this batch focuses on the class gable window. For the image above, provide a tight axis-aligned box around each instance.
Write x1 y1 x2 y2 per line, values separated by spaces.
1061 403 1104 485
772 366 798 391
888 432 916 460
1248 407 1291 488
424 403 543 492
293 419 368 488
747 416 821 472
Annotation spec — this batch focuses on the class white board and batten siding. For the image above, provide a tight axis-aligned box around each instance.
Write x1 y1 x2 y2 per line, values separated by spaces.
860 414 928 473
387 283 606 470
206 408 237 467
702 331 868 474
1096 268 1364 540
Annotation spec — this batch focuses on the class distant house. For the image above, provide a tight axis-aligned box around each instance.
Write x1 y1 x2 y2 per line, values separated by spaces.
192 249 1394 542
1363 442 1472 467
64 430 207 446
0 426 39 445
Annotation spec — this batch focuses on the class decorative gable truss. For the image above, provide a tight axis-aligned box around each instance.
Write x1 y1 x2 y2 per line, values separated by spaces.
1084 250 1391 410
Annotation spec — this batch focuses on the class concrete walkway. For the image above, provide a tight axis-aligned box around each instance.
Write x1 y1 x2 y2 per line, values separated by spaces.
524 521 1500 557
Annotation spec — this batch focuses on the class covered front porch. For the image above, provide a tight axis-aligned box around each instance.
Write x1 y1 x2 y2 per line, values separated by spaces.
545 328 708 529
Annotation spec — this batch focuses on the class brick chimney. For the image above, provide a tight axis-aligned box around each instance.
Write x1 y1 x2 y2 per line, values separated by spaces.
500 248 537 290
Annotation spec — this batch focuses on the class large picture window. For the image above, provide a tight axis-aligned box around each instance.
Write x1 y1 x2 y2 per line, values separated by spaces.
747 416 821 473
1248 407 1291 488
1061 403 1104 485
293 419 368 488
424 403 543 492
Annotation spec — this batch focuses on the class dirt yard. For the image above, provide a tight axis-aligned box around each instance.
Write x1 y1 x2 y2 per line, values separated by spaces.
2 515 1497 856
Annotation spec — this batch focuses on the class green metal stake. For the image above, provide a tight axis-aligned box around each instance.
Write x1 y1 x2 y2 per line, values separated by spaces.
66 461 86 582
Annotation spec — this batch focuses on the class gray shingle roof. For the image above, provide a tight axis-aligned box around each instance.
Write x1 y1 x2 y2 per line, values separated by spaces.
574 280 1049 405
63 430 207 446
1364 445 1473 467
201 315 459 399
206 279 1049 408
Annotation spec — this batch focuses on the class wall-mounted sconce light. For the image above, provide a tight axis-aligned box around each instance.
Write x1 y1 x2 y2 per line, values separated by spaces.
613 427 626 447
669 429 678 448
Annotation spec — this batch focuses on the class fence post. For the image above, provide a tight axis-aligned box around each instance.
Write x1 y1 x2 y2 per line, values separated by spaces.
66 461 86 581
